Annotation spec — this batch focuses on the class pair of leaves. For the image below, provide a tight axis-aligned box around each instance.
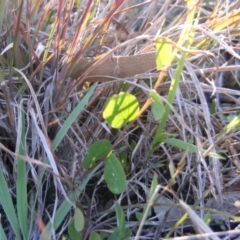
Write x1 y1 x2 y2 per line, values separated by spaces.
83 140 126 194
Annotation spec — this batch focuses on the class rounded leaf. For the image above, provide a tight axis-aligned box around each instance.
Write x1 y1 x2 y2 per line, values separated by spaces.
103 92 139 129
73 208 84 232
155 38 173 70
83 140 112 169
104 153 126 194
89 231 102 240
68 220 80 239
150 90 165 121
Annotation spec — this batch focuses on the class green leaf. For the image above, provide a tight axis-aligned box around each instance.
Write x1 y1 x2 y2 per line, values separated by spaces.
115 202 126 233
89 231 102 240
108 228 120 240
155 38 173 70
104 153 126 194
117 141 128 170
153 133 175 146
119 150 128 170
73 208 84 232
221 114 238 123
164 138 224 159
83 140 111 169
150 90 165 121
40 163 102 240
100 232 109 239
149 173 158 200
164 138 199 153
120 228 131 240
68 220 80 240
204 212 211 225
103 92 139 129
0 216 8 240
130 140 136 150
207 152 224 159
153 163 165 168
52 83 97 151
218 114 240 140
135 212 143 221
0 161 21 239
108 227 130 240
16 101 28 239
210 99 217 114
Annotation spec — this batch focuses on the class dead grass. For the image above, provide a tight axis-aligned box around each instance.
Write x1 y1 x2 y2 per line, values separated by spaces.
1 0 240 239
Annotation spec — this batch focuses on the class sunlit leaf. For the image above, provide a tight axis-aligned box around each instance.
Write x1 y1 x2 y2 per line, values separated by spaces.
155 38 173 70
204 212 211 225
218 114 240 140
103 92 139 129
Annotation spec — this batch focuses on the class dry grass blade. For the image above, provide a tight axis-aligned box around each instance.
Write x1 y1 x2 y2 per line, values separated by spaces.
1 0 240 239
0 142 51 169
167 229 240 240
29 108 70 202
179 200 221 240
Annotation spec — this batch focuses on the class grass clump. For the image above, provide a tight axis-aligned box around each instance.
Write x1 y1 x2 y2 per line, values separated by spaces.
1 0 240 239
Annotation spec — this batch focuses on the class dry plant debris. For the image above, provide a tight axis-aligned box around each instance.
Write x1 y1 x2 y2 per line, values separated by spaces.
1 0 240 239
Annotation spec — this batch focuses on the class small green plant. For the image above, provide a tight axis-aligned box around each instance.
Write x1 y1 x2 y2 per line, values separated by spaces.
83 139 126 195
108 202 131 240
204 212 211 225
214 219 227 231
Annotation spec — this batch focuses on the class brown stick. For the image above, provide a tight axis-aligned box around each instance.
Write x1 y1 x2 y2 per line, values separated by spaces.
70 52 156 81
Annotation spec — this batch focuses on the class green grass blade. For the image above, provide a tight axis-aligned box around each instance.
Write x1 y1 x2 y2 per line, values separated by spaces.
152 54 186 147
0 224 8 240
28 169 45 240
39 79 97 239
217 114 240 140
39 16 58 81
39 162 102 239
152 1 198 150
52 83 97 151
16 100 28 239
0 160 21 239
